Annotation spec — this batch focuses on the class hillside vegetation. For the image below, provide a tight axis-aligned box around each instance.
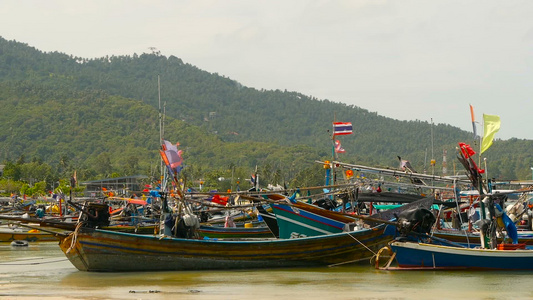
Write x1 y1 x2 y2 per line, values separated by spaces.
1 37 532 194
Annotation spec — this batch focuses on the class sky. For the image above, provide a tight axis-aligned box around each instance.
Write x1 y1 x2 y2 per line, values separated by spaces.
2 0 533 140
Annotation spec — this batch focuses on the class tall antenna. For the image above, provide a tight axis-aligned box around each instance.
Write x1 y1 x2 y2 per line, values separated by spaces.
430 118 435 176
442 149 447 176
158 75 163 180
162 101 166 140
158 75 162 143
424 148 428 174
331 113 337 186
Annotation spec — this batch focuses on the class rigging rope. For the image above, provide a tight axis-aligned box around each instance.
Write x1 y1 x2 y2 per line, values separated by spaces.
66 222 83 254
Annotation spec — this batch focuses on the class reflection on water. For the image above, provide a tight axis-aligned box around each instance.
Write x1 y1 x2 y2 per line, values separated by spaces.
1 242 532 300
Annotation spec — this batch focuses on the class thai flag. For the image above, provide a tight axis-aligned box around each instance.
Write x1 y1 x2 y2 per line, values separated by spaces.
334 140 345 153
333 122 353 136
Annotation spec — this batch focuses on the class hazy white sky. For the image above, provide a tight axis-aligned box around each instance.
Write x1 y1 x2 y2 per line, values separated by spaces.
2 0 533 139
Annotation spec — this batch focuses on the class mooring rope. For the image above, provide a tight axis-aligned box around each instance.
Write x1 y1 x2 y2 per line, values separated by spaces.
67 222 83 254
345 230 377 256
328 230 378 267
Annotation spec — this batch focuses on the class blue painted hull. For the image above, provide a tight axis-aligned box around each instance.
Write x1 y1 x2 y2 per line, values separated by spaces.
390 241 533 270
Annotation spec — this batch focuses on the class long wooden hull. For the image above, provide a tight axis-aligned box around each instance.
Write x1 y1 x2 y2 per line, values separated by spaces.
272 196 434 239
0 215 158 237
390 241 533 270
0 228 58 242
0 224 158 242
59 225 393 272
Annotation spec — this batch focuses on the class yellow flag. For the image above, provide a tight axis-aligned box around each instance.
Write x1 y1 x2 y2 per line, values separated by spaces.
480 114 501 154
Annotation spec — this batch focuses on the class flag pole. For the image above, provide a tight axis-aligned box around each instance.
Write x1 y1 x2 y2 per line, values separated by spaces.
158 75 165 185
479 116 486 220
479 115 483 172
331 113 336 185
331 117 353 186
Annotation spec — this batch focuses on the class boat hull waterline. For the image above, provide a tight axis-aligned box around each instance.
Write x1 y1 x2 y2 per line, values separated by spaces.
390 241 533 270
59 225 393 272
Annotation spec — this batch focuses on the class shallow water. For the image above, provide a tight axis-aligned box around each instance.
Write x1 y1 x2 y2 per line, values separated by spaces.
1 242 532 300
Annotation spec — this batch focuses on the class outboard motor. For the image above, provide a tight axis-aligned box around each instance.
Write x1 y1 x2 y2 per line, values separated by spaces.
396 207 436 237
313 198 337 210
78 202 111 228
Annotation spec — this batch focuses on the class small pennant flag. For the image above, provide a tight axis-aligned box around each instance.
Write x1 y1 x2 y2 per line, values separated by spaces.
334 140 345 153
469 104 479 139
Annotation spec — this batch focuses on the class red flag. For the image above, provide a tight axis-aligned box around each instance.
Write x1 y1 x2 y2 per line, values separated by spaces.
458 143 485 174
458 142 476 158
211 194 228 206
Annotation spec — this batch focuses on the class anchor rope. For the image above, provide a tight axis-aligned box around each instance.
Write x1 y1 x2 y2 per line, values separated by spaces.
67 222 83 254
346 231 377 256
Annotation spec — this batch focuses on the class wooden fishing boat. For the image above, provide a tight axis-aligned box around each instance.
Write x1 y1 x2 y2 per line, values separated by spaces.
0 214 158 241
58 223 394 272
272 202 357 239
0 227 59 242
203 210 257 226
271 196 434 239
375 142 533 271
380 240 533 270
256 205 279 238
0 222 159 242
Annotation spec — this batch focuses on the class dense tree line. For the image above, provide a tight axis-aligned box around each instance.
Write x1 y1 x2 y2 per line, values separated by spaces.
1 36 532 196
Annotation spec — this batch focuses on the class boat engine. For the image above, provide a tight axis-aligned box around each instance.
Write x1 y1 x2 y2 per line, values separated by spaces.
396 207 436 236
78 202 111 228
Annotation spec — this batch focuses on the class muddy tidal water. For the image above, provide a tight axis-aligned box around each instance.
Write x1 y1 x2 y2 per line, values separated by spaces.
1 242 532 300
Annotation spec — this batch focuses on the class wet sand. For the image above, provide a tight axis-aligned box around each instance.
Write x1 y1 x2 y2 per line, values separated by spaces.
1 242 532 300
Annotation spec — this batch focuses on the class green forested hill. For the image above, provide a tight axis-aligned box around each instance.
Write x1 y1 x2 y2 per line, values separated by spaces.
1 37 532 191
